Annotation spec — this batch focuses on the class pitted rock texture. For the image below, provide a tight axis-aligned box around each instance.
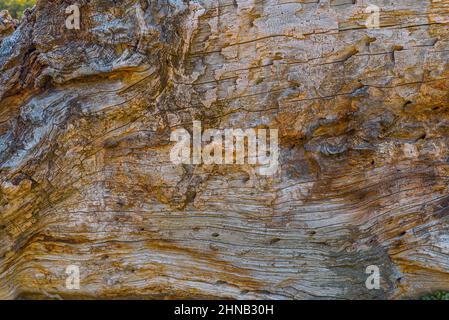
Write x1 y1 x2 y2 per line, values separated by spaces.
1 0 449 299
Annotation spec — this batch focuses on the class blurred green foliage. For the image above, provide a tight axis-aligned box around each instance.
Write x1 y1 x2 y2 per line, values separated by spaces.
0 0 36 19
421 291 449 300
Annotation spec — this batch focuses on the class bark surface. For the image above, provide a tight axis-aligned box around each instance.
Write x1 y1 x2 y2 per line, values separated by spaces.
1 0 449 299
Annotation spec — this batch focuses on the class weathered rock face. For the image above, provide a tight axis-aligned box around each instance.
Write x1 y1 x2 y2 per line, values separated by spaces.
1 0 449 300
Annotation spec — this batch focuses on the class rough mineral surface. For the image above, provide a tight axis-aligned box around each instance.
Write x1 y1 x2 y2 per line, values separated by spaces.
1 0 449 300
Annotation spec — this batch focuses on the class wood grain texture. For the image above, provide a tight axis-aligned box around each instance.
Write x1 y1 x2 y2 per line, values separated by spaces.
1 0 449 299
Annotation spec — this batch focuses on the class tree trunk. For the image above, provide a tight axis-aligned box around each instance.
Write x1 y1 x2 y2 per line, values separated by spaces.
1 0 449 299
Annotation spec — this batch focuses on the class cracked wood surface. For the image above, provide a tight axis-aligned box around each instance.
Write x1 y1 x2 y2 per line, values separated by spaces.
1 0 449 299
